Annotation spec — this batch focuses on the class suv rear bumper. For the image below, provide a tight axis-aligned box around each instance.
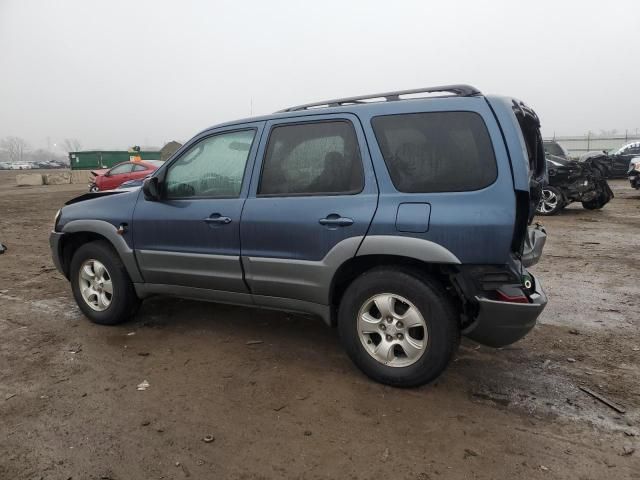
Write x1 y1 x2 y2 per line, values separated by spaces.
463 273 547 347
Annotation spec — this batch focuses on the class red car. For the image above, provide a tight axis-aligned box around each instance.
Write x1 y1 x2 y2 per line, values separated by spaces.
89 160 164 191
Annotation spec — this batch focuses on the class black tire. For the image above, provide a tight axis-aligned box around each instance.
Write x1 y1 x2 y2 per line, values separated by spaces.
338 267 459 387
581 197 606 210
70 240 140 325
536 186 564 216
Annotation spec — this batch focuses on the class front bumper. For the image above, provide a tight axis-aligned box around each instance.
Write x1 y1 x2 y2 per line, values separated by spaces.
49 231 65 275
629 173 640 189
463 273 547 347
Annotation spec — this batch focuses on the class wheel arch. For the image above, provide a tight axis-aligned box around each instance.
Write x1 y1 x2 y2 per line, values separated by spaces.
329 253 461 327
59 220 143 282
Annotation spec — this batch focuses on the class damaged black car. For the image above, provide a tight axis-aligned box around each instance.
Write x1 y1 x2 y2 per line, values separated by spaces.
536 154 613 216
609 141 640 178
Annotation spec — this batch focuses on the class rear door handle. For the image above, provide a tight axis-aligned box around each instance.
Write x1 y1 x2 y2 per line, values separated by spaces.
319 214 354 227
204 214 232 225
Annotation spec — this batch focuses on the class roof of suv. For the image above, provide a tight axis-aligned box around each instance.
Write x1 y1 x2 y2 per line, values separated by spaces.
206 84 486 131
277 84 481 112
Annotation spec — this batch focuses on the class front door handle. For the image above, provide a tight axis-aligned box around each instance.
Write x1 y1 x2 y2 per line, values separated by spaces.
204 214 232 225
319 214 354 227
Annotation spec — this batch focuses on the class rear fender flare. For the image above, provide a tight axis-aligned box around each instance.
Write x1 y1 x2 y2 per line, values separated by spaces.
356 235 461 265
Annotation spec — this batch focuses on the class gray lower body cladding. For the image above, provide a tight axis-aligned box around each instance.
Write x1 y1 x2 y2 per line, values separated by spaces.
50 220 144 283
51 229 546 347
134 283 331 324
136 249 248 293
463 274 546 347
50 231 64 273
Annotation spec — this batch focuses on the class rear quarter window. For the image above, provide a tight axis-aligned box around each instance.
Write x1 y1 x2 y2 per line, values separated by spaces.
371 112 497 193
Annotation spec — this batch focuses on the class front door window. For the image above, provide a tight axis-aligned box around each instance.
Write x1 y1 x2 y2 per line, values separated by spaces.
165 130 256 199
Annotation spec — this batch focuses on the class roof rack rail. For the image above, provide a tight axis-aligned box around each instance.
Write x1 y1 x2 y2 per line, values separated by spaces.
278 84 481 112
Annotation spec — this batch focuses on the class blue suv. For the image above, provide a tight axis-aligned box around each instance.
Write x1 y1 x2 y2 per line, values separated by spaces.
50 85 548 387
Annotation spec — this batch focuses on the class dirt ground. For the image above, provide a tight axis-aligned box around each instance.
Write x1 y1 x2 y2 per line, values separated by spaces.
1 170 638 480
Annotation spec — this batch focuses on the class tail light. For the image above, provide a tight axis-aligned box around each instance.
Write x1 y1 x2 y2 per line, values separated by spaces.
496 289 529 304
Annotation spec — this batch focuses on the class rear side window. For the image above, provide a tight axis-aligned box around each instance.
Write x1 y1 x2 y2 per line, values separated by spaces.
371 112 497 193
109 163 133 175
258 121 364 196
627 145 640 155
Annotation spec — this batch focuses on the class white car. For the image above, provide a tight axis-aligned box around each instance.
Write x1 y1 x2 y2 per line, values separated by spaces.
628 157 640 190
9 163 32 170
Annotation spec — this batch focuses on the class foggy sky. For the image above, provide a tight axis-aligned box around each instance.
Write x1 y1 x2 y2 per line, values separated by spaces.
1 0 639 151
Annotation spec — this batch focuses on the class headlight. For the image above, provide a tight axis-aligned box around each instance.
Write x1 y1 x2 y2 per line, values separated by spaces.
53 209 61 231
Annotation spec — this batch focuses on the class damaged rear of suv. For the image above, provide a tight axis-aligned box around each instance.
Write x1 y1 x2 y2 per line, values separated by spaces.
450 98 548 348
51 85 548 387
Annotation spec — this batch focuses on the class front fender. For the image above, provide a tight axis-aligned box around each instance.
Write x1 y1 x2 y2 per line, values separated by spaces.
61 219 143 283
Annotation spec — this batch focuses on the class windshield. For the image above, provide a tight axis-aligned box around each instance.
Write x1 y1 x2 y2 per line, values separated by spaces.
544 141 567 158
145 160 165 168
546 155 570 167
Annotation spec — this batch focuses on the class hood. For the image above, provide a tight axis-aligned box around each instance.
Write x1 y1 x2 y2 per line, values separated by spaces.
56 187 140 235
579 151 609 162
91 168 109 177
546 154 574 167
65 189 128 206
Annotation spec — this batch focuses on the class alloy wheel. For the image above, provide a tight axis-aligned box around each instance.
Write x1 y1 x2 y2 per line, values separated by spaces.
357 293 428 367
78 259 113 311
538 188 559 214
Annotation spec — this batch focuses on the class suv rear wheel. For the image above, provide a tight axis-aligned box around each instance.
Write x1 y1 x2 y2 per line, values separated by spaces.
338 267 458 387
70 240 140 325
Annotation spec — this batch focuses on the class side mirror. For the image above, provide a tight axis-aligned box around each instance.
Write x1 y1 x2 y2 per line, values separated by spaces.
142 176 161 201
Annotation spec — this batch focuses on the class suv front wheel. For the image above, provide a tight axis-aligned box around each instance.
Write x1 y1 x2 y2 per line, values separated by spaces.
338 267 459 387
70 240 140 325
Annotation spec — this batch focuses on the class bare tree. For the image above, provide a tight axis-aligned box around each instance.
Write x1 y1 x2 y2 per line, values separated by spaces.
1 136 29 163
61 138 82 153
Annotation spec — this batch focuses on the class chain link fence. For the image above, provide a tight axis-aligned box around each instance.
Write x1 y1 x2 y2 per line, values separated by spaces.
545 132 640 158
